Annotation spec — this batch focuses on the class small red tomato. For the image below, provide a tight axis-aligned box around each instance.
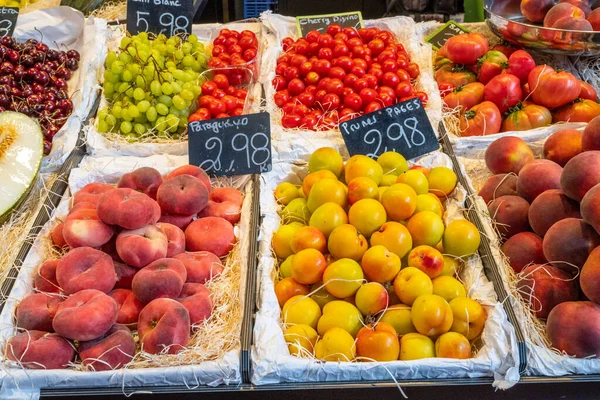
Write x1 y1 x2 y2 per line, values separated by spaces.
188 112 203 122
201 80 217 95
353 58 368 70
328 66 346 80
344 73 359 88
315 89 327 103
381 59 398 73
368 38 386 56
275 62 288 76
396 43 406 53
232 107 244 116
306 30 320 43
222 95 237 112
283 66 300 81
214 36 226 46
438 83 454 98
239 35 257 49
305 71 320 85
335 56 353 72
228 44 243 54
395 82 412 98
396 69 411 82
344 27 359 38
235 88 248 99
282 113 302 128
414 91 428 105
215 113 229 118
307 42 320 57
236 98 245 108
208 57 226 68
219 29 231 38
381 72 400 87
243 49 257 62
327 24 343 36
224 36 238 48
333 45 350 58
347 37 363 49
335 33 349 42
322 93 341 110
282 37 294 51
305 85 318 94
274 90 291 107
344 92 363 111
407 63 420 79
300 114 318 130
359 88 378 105
298 92 315 107
352 46 367 59
295 40 310 55
290 54 308 67
213 74 229 89
272 76 287 91
377 50 396 64
354 78 370 92
318 77 331 90
365 101 383 113
342 87 355 97
212 44 226 57
199 95 215 108
396 56 409 70
299 61 313 76
213 89 226 99
378 86 396 99
326 78 344 95
318 34 334 48
378 93 395 107
369 67 383 82
314 59 332 75
208 99 227 115
363 74 378 89
318 47 333 60
225 85 237 95
288 78 306 95
350 65 366 77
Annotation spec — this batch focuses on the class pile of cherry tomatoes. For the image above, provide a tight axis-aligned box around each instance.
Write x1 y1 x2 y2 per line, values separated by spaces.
188 73 248 121
436 32 600 136
272 24 426 130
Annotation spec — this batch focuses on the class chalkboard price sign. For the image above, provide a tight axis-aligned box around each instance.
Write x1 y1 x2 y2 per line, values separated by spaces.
127 0 193 37
339 98 439 160
425 20 470 50
188 112 272 177
0 7 18 38
296 11 363 37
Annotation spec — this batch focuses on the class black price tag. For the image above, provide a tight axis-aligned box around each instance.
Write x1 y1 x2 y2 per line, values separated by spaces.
188 112 272 177
339 98 439 160
425 20 470 50
0 7 18 38
296 11 363 37
126 0 193 37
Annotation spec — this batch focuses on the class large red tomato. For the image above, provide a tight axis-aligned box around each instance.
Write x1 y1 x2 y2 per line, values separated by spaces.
501 102 552 131
580 81 598 101
553 99 600 123
484 74 523 114
527 65 581 109
477 50 508 85
504 50 535 83
435 64 477 87
459 101 502 136
438 33 489 65
443 82 485 111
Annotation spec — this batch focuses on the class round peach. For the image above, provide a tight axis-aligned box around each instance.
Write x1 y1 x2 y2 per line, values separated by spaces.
157 175 209 215
16 293 62 331
56 247 116 294
132 258 187 304
177 283 213 325
166 165 211 192
79 324 136 371
185 217 236 257
6 330 74 369
116 225 168 268
62 208 114 249
138 298 191 354
33 259 60 293
109 289 145 326
72 183 114 206
117 167 163 200
97 188 158 230
156 222 186 258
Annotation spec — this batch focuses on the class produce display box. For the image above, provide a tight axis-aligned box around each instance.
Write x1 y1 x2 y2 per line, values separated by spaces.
251 132 519 388
85 20 265 158
0 154 259 396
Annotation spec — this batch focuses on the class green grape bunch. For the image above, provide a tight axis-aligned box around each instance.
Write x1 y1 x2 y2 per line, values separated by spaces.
97 32 210 141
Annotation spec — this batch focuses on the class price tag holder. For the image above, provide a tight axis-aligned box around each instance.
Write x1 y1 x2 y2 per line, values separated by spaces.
188 112 272 177
296 11 363 37
127 0 193 37
339 98 439 160
425 20 470 50
0 7 18 38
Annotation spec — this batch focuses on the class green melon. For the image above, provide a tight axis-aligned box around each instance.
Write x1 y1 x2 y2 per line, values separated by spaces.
0 112 44 223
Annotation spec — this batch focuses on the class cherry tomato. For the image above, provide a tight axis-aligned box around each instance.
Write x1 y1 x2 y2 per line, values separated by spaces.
344 27 359 39
353 58 368 70
208 99 227 115
377 50 396 64
283 66 300 81
272 76 287 91
201 81 217 95
274 90 291 107
235 88 248 99
328 66 346 80
290 54 308 67
199 95 215 108
314 59 332 75
315 89 327 103
214 36 227 46
305 71 320 85
364 101 383 113
381 72 400 87
335 56 353 72
368 67 383 82
295 39 310 55
318 47 333 60
318 77 331 90
298 92 315 107
354 78 369 92
381 59 398 73
318 34 334 48
188 111 206 122
378 86 396 99
288 78 306 95
342 87 355 97
438 82 455 98
414 91 428 106
308 42 320 57
335 33 349 42
347 38 363 49
396 55 409 69
228 44 243 54
301 114 318 129
213 74 229 89
327 24 343 36
350 66 366 77
325 78 344 95
305 85 318 94
282 113 302 128
367 38 386 56
282 37 294 51
299 61 313 76
359 88 378 105
333 45 350 58
239 35 257 49
219 29 232 38
352 46 368 59
306 31 320 43
212 44 226 57
213 89 226 99
232 107 244 116
395 82 413 98
208 57 226 68
396 69 411 82
221 95 237 112
343 93 363 111
344 73 359 88
275 62 288 76
322 93 341 110
363 74 378 89
225 85 237 96
277 54 290 64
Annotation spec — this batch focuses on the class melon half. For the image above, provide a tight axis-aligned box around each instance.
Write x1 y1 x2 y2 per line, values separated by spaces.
0 112 44 222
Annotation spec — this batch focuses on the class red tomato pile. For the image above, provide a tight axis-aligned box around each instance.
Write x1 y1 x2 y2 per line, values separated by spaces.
188 74 248 121
272 24 425 130
435 33 600 136
207 29 258 86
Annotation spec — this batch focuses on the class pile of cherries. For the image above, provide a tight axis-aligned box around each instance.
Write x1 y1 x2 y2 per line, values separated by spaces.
273 24 426 130
0 36 80 154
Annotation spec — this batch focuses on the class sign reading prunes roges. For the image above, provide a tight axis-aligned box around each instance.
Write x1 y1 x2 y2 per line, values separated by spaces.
296 11 363 37
425 20 469 50
0 7 18 38
126 0 193 37
339 98 439 160
188 112 272 177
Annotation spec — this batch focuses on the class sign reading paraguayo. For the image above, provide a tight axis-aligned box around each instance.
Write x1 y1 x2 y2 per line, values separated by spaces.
127 0 193 37
0 7 18 38
425 20 470 50
339 98 439 160
188 112 272 177
296 11 363 37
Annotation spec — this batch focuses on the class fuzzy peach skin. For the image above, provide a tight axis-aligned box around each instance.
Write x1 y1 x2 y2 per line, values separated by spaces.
97 188 158 230
79 324 136 371
116 225 168 268
114 261 137 289
70 201 98 212
50 222 68 248
198 188 244 224
528 189 581 237
516 159 563 203
502 232 547 273
117 167 163 200
547 301 600 358
16 293 63 331
56 247 116 294
62 208 114 249
158 213 196 231
517 264 578 318
5 330 74 369
484 136 534 175
72 183 114 206
157 175 209 216
173 251 224 283
52 289 118 341
138 298 191 354
177 283 213 325
33 259 60 293
561 151 600 202
543 218 600 273
487 195 531 239
478 174 518 204
166 165 212 192
131 258 187 304
185 217 236 257
109 289 145 326
156 222 186 258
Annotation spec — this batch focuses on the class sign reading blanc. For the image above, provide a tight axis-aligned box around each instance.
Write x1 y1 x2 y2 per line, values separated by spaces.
296 11 363 37
188 112 272 177
127 0 193 37
425 20 470 50
339 98 439 160
0 7 18 38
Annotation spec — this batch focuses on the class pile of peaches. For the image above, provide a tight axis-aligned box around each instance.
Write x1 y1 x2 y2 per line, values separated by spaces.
4 165 243 370
272 147 487 362
520 0 599 31
480 115 600 358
